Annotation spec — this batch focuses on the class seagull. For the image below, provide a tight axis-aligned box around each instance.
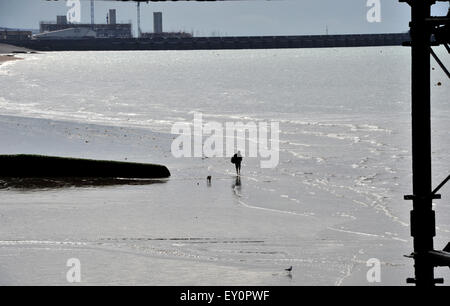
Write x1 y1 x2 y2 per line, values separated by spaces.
285 266 293 272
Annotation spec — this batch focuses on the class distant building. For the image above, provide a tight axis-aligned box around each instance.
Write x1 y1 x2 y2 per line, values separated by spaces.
108 9 117 25
56 15 68 25
40 13 132 39
154 12 163 34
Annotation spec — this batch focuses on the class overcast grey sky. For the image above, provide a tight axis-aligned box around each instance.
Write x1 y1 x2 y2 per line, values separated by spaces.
0 0 448 36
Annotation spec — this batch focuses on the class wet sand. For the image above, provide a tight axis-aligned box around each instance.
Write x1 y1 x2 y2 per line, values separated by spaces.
0 114 430 286
0 55 22 65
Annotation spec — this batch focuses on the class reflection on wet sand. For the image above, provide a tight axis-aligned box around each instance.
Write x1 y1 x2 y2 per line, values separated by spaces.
232 176 242 195
0 177 168 190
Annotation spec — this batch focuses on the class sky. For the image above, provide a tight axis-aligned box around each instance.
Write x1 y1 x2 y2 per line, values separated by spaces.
0 0 448 37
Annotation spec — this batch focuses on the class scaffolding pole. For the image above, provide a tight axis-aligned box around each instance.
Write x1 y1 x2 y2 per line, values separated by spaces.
401 0 450 286
409 1 435 286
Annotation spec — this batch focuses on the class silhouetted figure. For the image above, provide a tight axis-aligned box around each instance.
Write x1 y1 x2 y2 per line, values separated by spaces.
231 151 243 175
207 175 212 186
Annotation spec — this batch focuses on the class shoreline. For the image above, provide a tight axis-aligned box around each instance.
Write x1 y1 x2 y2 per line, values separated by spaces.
0 113 173 159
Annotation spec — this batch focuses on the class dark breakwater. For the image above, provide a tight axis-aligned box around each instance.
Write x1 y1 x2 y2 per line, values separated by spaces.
0 155 171 179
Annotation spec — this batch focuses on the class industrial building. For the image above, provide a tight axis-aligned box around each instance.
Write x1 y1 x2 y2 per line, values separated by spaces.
153 12 163 34
141 12 192 38
2 1 410 50
107 9 117 26
39 10 132 39
37 6 186 40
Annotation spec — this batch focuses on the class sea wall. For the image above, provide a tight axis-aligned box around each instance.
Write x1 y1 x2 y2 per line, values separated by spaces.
4 33 410 51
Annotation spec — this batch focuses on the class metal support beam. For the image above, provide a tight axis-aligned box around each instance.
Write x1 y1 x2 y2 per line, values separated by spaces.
430 47 450 78
408 0 436 286
402 0 450 285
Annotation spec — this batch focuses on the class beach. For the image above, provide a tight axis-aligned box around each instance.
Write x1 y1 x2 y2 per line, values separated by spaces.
0 114 416 286
0 48 448 285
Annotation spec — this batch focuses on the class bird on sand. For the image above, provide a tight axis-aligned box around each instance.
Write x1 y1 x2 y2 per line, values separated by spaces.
285 266 293 272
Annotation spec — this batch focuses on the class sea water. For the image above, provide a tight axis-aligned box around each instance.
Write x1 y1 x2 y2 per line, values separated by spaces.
0 47 448 285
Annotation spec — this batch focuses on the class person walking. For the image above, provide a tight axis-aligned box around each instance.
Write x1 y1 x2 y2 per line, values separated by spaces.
231 151 243 175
